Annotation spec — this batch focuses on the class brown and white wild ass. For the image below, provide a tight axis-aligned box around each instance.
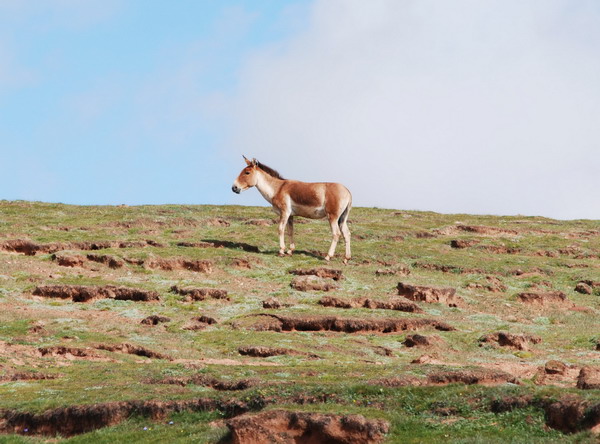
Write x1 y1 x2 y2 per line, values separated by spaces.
232 156 352 263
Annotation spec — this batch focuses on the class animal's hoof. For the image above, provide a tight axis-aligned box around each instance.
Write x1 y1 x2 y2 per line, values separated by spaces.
286 249 293 255
343 258 349 265
324 255 331 261
278 251 286 257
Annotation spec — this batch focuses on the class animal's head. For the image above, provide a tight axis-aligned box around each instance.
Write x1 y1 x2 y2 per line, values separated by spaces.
232 155 260 194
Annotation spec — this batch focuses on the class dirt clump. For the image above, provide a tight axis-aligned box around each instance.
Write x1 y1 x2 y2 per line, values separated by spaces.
245 314 454 334
289 267 344 281
95 343 171 360
183 316 218 331
397 282 462 307
575 280 600 295
263 297 282 309
243 219 274 226
403 334 443 348
517 291 575 308
576 366 600 390
291 276 339 292
51 253 86 268
544 397 600 434
427 367 519 386
545 360 568 375
466 276 507 293
375 265 410 276
479 332 542 351
232 258 252 269
0 239 48 255
478 245 521 255
145 257 213 273
86 254 124 269
140 315 171 325
0 398 251 436
32 285 159 302
319 296 423 313
38 346 100 359
450 239 480 249
204 217 230 227
238 346 302 358
226 410 390 444
170 285 229 301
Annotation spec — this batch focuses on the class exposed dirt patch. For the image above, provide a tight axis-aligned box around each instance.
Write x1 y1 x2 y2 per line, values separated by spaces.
243 314 455 334
32 285 160 302
183 316 218 331
479 332 542 351
478 245 522 255
375 265 410 276
38 346 106 361
145 257 213 273
140 315 171 325
397 282 462 307
516 291 585 311
204 218 230 227
238 346 318 359
86 254 124 269
94 343 171 360
466 276 507 293
290 276 339 292
263 297 282 309
576 366 600 390
226 410 390 444
0 238 161 256
368 376 424 387
319 296 423 313
533 360 579 387
427 368 519 386
412 262 485 275
0 398 251 436
575 280 600 295
403 334 444 348
0 371 57 383
51 253 86 268
170 285 229 301
289 267 344 281
450 239 480 249
147 375 255 391
544 397 600 434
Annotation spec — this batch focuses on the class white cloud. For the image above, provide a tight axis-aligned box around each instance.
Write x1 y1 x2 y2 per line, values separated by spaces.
228 0 600 219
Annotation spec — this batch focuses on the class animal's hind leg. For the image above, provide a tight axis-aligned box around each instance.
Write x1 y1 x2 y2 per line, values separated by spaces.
277 210 291 256
285 216 295 255
325 217 341 261
340 220 351 264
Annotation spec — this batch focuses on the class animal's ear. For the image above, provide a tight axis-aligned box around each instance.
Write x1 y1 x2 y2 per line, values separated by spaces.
251 158 258 166
243 155 251 166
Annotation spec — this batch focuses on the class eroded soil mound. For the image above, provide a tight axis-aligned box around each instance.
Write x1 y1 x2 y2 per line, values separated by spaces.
290 276 339 292
479 332 542 351
576 366 600 390
244 314 454 333
319 296 423 313
397 282 462 307
0 398 251 436
86 254 125 269
238 346 317 359
32 285 160 302
170 285 229 301
94 343 171 360
0 239 160 256
148 375 255 391
289 267 344 281
145 257 213 273
141 315 171 325
427 368 519 385
226 410 390 444
182 316 218 331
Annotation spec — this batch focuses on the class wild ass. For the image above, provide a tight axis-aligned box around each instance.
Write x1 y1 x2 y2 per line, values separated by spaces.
232 156 352 263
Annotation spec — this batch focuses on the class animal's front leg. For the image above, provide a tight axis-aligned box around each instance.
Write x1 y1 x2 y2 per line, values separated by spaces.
285 216 295 255
278 213 290 256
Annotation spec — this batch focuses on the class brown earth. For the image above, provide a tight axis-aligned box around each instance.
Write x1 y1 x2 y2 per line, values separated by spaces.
413 262 486 275
225 410 390 444
182 316 218 331
0 239 160 256
576 366 600 390
466 276 507 293
243 314 454 334
32 285 160 302
289 267 344 281
479 332 542 351
402 334 444 348
0 398 251 436
170 285 229 301
450 239 480 249
94 343 171 360
516 291 585 311
375 265 410 276
397 282 462 307
427 368 519 386
147 375 255 391
319 296 423 313
238 346 318 359
140 315 171 325
145 257 213 273
243 219 274 226
262 298 282 309
290 276 339 292
51 253 86 268
86 254 125 269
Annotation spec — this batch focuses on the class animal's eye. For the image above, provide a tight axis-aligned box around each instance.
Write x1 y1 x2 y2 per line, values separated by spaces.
245 171 250 175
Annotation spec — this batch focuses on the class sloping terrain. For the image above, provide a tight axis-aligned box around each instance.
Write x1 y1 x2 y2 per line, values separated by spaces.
0 201 599 443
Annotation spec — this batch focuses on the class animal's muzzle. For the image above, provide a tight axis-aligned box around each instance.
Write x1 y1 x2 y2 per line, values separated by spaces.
232 185 241 194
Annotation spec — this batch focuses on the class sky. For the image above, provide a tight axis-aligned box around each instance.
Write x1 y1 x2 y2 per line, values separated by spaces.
1 0 599 219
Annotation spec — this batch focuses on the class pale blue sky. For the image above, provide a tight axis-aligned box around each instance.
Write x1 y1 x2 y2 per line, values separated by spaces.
1 1 599 219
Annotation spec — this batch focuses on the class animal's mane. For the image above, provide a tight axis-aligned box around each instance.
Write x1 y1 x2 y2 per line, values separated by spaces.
257 161 285 180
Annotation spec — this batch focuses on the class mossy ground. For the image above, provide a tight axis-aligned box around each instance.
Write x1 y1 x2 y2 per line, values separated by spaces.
0 201 598 443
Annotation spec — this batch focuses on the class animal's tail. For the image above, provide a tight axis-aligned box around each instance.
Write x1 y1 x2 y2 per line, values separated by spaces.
338 199 352 229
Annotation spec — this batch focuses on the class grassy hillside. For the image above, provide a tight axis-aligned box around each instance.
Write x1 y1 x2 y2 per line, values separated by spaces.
0 201 599 443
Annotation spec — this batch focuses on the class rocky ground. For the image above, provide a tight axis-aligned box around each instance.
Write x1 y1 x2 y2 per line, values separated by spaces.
0 201 599 443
